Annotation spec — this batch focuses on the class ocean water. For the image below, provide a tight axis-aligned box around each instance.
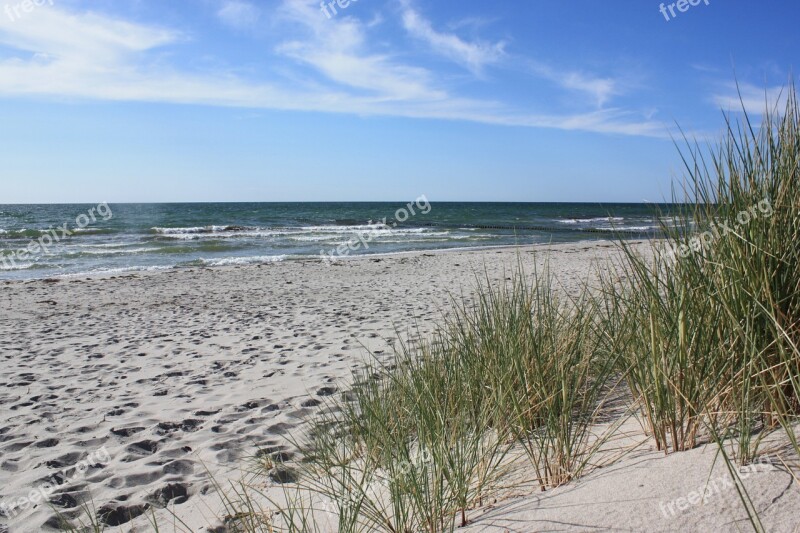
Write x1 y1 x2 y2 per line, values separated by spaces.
0 202 672 280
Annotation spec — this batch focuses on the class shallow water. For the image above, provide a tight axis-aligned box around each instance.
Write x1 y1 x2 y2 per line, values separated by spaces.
0 202 671 279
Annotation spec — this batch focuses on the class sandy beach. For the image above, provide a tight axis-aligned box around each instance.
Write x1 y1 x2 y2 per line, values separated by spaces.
0 242 616 531
3 1 797 531
1 241 798 532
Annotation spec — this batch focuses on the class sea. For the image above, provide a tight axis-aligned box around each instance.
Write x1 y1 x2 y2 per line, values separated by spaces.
0 202 673 280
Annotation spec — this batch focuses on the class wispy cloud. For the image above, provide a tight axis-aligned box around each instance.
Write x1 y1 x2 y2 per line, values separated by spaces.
525 62 621 108
217 1 261 30
396 2 619 108
711 82 788 115
400 3 505 75
499 108 667 137
0 5 175 59
0 0 667 137
690 63 721 74
274 0 443 101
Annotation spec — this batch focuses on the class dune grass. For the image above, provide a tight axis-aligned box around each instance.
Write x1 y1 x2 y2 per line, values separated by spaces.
267 84 800 532
606 84 800 463
52 84 799 532
267 261 621 532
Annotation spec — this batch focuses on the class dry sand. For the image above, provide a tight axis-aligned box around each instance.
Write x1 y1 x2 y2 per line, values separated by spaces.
1 241 797 532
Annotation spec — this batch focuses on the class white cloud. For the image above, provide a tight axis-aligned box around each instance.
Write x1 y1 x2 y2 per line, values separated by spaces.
711 82 788 115
274 0 444 100
525 62 620 108
217 1 260 30
397 2 617 107
400 5 505 75
0 5 175 61
0 0 667 137
557 71 617 108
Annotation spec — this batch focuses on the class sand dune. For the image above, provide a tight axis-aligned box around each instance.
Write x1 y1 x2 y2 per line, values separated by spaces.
1 241 797 532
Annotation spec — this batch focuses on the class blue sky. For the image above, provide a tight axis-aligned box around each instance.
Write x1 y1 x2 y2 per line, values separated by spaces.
0 0 796 203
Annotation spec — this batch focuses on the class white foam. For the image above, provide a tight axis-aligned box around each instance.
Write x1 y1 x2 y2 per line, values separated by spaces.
57 265 176 278
151 225 436 241
0 261 37 271
87 248 158 256
200 255 287 267
75 242 140 248
558 217 625 225
151 225 245 234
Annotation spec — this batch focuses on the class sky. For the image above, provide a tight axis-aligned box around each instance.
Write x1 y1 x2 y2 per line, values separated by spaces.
0 0 797 203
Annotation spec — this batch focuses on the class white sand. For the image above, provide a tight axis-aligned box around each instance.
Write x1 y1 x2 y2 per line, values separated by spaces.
1 241 797 532
464 415 800 533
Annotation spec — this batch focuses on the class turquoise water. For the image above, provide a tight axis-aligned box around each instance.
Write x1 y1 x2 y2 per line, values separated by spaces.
0 202 671 279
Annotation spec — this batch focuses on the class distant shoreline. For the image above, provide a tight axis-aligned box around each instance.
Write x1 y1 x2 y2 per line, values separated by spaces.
3 239 639 283
0 202 668 281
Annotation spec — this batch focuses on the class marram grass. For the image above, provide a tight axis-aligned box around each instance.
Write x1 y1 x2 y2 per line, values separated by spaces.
272 261 620 532
606 83 800 463
265 84 800 532
55 85 800 532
